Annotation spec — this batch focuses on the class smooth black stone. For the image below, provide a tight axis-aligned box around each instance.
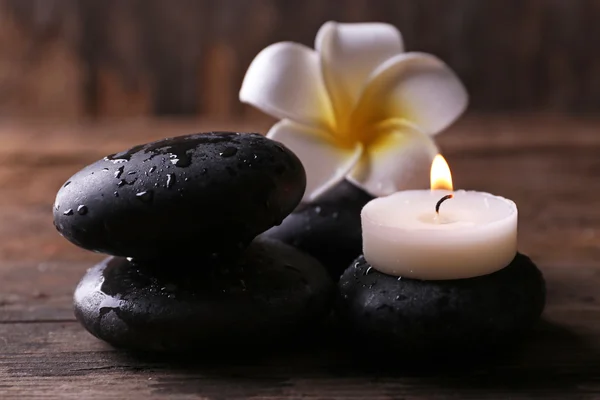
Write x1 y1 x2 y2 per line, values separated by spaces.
54 132 305 260
336 253 546 359
263 180 373 279
74 238 334 352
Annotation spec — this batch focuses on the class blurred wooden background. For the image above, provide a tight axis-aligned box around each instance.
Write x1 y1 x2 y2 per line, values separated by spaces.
0 0 598 120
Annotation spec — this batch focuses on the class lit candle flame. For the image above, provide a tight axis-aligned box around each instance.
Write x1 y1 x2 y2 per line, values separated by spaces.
430 154 453 191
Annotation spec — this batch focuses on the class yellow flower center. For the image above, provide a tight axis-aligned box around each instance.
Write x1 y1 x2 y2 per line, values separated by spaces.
328 114 415 152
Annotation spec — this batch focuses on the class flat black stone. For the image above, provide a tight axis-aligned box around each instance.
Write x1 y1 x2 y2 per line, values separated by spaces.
53 132 305 260
336 253 546 359
74 238 334 352
263 180 373 279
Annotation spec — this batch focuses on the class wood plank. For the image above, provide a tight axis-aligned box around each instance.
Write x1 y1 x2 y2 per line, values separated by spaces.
1 114 600 165
0 262 86 322
0 0 84 120
0 1 600 118
0 314 600 399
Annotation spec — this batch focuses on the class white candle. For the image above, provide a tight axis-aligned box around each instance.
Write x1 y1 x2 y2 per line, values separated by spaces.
361 155 517 280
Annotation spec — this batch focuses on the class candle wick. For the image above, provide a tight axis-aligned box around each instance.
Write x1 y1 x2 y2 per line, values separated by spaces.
435 194 454 214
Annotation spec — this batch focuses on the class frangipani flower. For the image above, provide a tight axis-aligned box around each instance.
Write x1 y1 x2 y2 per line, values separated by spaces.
240 21 468 202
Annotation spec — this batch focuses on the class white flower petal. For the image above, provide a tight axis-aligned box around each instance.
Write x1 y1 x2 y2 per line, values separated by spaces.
267 120 362 203
240 42 335 130
316 21 404 123
347 120 438 197
353 52 468 135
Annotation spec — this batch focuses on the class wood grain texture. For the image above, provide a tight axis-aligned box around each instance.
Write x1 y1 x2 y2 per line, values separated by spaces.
0 0 599 119
0 114 600 398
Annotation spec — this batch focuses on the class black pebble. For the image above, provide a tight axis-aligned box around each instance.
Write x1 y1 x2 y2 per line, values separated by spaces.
263 180 373 279
74 238 334 352
336 253 546 359
53 132 305 261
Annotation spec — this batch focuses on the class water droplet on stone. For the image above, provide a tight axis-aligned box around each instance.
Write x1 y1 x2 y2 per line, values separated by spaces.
354 262 360 269
102 167 109 171
77 205 88 215
219 147 238 157
136 190 154 203
104 155 128 164
63 181 71 188
397 276 402 281
364 266 372 276
114 166 124 179
63 209 73 216
169 153 193 167
149 166 156 173
166 173 176 189
184 177 189 182
127 171 136 175
314 206 322 215
114 191 119 197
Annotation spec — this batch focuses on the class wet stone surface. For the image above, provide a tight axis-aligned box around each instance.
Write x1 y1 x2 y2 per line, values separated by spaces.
53 132 306 261
74 238 334 352
263 180 373 280
336 253 546 358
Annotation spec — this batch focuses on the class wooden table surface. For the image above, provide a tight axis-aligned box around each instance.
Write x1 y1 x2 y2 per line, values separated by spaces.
1 114 600 399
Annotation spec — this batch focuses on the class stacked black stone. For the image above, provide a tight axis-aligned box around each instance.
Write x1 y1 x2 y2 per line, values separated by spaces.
263 180 374 280
336 253 546 359
53 132 334 352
